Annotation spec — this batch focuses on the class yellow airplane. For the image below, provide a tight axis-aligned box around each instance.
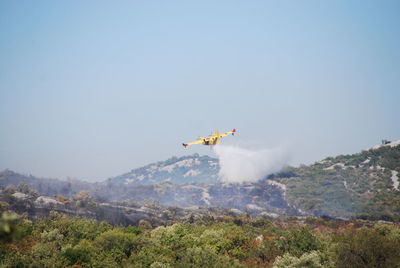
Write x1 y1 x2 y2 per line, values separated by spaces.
183 129 236 148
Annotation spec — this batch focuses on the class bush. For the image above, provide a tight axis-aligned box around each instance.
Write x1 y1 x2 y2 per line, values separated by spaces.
124 226 142 235
129 242 175 267
179 246 244 268
276 226 323 257
94 229 140 259
65 218 111 244
332 226 400 268
273 251 331 268
62 245 91 266
150 224 196 250
41 228 64 244
30 242 63 267
0 212 19 242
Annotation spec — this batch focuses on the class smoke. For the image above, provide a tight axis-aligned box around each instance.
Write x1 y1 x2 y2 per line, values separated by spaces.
213 145 289 183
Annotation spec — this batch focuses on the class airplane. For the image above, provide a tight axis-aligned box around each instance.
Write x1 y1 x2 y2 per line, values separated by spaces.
183 129 236 148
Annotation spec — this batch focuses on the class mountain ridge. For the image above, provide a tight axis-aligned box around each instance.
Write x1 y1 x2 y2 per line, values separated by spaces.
1 139 399 220
109 153 219 185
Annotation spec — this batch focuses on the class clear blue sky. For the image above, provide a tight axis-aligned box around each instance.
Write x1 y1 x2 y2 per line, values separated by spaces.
1 1 399 181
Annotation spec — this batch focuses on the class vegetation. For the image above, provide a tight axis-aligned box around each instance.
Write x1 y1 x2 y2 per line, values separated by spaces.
1 212 400 267
273 144 400 220
1 144 400 266
1 144 400 221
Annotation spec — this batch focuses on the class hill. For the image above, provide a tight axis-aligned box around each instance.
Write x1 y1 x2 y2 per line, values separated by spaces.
272 140 400 220
109 154 219 184
1 140 399 220
0 170 297 218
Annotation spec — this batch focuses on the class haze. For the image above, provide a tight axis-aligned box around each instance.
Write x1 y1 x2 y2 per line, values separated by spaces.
1 1 399 181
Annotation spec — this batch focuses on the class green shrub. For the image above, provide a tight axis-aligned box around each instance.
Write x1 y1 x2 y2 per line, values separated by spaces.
30 242 64 267
179 246 244 268
94 229 140 259
0 212 19 242
124 225 142 235
273 251 331 268
129 242 175 267
41 228 64 244
276 226 323 257
332 226 400 268
62 245 91 266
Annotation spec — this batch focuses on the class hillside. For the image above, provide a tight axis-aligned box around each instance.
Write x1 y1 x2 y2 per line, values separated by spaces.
272 140 400 220
108 140 400 220
109 154 219 184
1 140 399 221
0 185 255 227
0 171 297 218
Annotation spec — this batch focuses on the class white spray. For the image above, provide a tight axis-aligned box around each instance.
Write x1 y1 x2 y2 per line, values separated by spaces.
213 145 289 183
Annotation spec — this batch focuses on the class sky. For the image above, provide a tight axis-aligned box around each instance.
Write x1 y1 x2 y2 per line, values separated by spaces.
0 1 399 181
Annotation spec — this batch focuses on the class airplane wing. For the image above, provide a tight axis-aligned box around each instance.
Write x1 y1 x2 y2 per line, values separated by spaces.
182 139 203 148
219 128 236 138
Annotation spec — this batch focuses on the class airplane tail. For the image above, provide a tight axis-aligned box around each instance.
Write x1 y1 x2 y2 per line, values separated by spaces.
232 128 236 135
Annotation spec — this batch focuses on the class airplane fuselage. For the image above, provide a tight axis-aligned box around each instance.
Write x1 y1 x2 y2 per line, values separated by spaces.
202 137 221 145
